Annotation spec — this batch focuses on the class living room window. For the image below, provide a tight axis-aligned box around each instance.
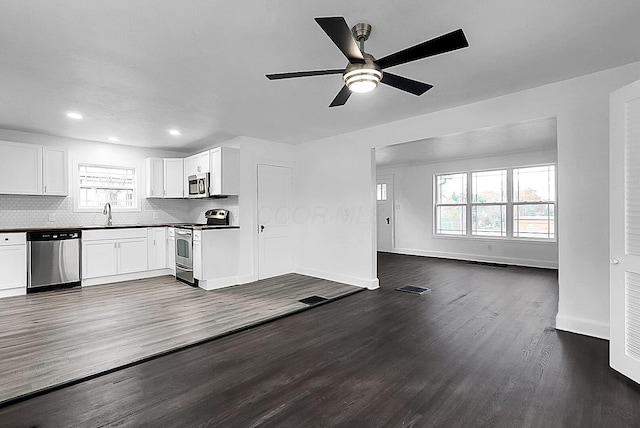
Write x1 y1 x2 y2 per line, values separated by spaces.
435 164 555 240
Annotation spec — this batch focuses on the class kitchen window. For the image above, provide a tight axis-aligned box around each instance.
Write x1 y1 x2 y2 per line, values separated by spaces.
434 164 555 240
76 164 138 211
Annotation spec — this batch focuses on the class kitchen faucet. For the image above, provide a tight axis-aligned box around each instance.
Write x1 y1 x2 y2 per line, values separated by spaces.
103 202 112 226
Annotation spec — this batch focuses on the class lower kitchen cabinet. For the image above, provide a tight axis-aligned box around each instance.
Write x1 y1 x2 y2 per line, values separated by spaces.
82 229 148 280
0 233 27 297
193 228 239 290
147 227 167 270
167 228 176 273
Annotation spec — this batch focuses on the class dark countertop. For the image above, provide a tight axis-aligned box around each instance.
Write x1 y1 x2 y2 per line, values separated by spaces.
0 223 240 233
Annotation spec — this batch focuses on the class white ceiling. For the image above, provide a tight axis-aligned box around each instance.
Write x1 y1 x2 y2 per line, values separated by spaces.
375 117 557 167
1 1 639 152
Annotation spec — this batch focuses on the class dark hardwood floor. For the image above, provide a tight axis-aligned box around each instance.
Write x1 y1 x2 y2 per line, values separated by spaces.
1 253 639 427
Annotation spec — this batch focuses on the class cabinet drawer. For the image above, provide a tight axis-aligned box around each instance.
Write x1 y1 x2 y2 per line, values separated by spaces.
0 233 26 246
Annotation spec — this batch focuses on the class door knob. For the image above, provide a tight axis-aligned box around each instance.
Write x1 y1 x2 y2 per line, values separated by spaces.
386 217 390 224
260 225 265 232
610 258 621 265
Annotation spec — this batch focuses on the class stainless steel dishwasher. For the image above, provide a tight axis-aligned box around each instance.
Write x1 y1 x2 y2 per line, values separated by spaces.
27 230 81 293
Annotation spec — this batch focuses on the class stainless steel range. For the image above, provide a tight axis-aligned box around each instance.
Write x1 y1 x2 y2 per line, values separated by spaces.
174 209 231 286
175 227 196 286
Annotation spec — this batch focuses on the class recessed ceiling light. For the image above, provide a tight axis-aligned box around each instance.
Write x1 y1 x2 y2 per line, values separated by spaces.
168 129 181 136
66 112 83 120
107 137 119 142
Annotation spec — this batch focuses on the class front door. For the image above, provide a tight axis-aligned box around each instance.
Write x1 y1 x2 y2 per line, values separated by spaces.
257 164 293 279
610 78 640 384
377 175 394 252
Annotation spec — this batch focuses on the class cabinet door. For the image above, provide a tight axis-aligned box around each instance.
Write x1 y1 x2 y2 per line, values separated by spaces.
164 158 184 198
147 228 167 270
0 141 42 195
193 240 202 279
210 147 239 196
196 151 210 174
167 237 176 273
0 245 26 290
118 238 148 274
43 147 68 195
83 240 118 279
146 157 164 198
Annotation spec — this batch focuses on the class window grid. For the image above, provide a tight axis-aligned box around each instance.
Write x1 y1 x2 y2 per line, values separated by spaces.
435 165 555 241
78 164 137 210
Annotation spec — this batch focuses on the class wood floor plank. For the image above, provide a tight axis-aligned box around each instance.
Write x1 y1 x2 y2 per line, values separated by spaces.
0 273 361 404
0 253 639 427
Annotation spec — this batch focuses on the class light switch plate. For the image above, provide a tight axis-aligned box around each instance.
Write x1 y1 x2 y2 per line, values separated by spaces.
48 213 55 222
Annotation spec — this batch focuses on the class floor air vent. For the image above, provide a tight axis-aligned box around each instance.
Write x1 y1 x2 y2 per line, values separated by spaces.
467 261 508 268
396 285 431 295
299 295 330 305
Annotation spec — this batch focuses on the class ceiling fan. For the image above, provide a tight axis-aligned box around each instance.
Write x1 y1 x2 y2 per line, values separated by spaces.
266 17 469 107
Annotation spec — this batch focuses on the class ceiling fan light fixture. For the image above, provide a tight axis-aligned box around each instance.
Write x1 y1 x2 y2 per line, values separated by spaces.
344 67 382 93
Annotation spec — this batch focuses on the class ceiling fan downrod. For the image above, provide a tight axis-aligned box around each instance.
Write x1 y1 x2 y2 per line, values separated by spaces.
352 23 372 53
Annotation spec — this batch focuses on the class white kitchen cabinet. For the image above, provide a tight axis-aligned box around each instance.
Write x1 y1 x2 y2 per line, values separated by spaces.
0 141 68 196
184 150 210 194
0 233 27 297
146 157 164 198
146 157 184 198
209 147 240 196
164 158 184 198
167 228 176 273
0 141 42 195
83 240 118 278
147 227 167 270
82 229 148 280
193 228 239 290
43 147 68 195
118 238 149 274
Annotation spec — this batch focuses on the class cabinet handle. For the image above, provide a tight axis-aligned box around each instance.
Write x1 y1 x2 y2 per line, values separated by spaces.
44 185 47 193
114 242 117 249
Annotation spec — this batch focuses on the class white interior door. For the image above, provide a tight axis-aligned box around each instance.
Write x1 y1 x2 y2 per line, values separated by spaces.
610 78 640 384
377 175 394 252
258 164 293 279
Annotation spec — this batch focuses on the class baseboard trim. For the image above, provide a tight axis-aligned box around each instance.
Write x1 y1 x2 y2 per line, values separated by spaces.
555 313 610 340
392 247 559 269
0 287 26 298
198 276 240 291
82 268 173 287
295 267 379 290
238 274 257 285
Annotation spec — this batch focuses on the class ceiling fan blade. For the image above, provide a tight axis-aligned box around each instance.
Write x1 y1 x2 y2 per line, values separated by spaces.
315 17 365 64
375 28 468 70
266 69 344 80
380 72 433 96
329 85 351 107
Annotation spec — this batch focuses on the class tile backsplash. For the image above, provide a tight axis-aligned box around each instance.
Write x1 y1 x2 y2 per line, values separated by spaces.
0 195 239 229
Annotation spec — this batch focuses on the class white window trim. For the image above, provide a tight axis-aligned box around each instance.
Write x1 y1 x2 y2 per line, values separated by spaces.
434 164 556 242
73 159 141 213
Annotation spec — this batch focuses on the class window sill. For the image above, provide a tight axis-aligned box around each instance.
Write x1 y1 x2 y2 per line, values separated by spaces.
433 234 556 245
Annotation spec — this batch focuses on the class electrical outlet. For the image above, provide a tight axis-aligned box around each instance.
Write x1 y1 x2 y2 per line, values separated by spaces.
152 212 159 220
487 244 493 252
48 213 55 222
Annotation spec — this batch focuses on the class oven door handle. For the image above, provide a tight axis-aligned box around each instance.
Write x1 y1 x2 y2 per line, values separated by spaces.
176 230 191 236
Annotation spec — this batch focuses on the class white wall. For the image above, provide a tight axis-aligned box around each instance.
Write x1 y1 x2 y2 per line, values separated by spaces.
295 60 640 339
379 149 558 268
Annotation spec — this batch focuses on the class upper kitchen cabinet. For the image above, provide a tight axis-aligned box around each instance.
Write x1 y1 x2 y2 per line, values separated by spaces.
43 147 69 195
209 147 240 196
183 150 210 194
146 157 184 198
0 141 42 195
0 141 68 196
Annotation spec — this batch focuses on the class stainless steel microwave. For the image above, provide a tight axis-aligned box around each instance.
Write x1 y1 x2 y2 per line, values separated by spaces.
188 173 210 198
